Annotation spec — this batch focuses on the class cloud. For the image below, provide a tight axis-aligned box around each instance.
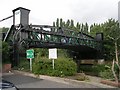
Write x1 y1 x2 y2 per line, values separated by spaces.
0 0 119 27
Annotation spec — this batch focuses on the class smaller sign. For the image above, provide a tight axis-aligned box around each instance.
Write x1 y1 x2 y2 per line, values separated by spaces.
26 49 34 59
49 48 57 59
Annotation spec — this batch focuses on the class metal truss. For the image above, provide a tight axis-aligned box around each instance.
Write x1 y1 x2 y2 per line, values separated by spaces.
20 25 102 51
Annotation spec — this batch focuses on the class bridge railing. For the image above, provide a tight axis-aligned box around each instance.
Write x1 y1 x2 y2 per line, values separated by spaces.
11 24 102 51
29 25 94 40
23 25 102 51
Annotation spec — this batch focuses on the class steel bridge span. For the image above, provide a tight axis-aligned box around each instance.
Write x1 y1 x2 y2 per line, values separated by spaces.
2 7 103 66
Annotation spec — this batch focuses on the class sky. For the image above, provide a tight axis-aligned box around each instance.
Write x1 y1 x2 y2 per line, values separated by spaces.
0 0 120 28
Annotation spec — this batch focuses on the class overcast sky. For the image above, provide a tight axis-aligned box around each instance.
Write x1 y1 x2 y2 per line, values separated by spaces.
0 0 120 27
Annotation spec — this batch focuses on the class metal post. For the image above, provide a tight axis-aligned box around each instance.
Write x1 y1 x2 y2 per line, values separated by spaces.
30 58 32 71
13 42 19 66
52 59 54 70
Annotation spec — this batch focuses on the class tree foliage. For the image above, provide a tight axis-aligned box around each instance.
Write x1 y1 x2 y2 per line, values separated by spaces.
90 19 120 81
1 27 10 63
2 41 10 63
90 19 120 61
53 18 89 34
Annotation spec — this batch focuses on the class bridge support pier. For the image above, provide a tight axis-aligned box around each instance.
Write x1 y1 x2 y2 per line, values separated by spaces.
76 60 81 72
13 42 20 66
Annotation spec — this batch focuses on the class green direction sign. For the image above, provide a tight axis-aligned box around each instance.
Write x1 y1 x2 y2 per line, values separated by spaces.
26 49 34 59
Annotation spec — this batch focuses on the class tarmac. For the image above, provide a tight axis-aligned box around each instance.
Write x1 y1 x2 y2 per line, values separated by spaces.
2 70 119 88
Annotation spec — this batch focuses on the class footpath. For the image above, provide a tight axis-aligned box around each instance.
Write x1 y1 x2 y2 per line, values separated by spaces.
3 70 118 88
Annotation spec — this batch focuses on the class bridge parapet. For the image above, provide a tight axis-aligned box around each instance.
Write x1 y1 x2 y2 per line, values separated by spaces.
28 25 94 40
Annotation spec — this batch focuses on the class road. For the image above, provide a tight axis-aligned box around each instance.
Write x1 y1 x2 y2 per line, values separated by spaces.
2 73 116 89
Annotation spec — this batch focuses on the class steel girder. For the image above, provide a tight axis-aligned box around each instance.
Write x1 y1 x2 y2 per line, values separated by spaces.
20 25 102 51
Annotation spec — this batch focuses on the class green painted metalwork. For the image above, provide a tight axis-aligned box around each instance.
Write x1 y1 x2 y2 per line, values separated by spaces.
10 25 102 51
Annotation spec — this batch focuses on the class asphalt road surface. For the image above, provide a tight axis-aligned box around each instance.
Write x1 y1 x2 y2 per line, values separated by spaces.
2 73 117 89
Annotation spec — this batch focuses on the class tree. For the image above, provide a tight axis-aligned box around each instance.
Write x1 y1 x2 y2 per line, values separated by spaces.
1 27 9 33
53 22 55 27
1 27 11 63
56 18 59 27
70 19 74 28
90 22 114 60
90 19 120 82
84 23 89 34
54 18 80 32
81 23 84 32
105 19 120 82
60 18 63 27
62 21 65 27
90 24 103 37
76 22 80 30
52 22 56 32
66 19 70 28
76 22 81 32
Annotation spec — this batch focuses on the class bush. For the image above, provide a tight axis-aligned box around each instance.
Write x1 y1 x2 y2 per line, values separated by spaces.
32 57 77 77
79 64 113 78
18 58 30 71
2 42 10 64
79 65 93 72
92 64 107 73
99 69 114 79
56 58 77 76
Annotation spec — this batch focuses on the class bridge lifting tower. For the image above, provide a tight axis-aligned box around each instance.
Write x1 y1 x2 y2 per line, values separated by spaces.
12 7 30 66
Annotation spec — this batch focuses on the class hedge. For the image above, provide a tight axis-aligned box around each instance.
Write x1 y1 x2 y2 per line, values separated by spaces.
32 57 77 77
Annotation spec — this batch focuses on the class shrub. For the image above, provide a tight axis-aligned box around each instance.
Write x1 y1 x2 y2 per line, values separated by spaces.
16 58 30 71
32 57 77 77
2 42 10 64
55 58 77 76
99 69 114 79
79 64 113 77
91 64 107 73
79 65 93 72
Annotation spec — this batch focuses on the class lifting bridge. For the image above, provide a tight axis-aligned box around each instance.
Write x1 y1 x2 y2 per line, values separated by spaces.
2 7 103 66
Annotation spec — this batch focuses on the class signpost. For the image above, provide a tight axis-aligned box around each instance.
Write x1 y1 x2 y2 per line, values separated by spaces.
49 48 57 69
26 49 34 71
